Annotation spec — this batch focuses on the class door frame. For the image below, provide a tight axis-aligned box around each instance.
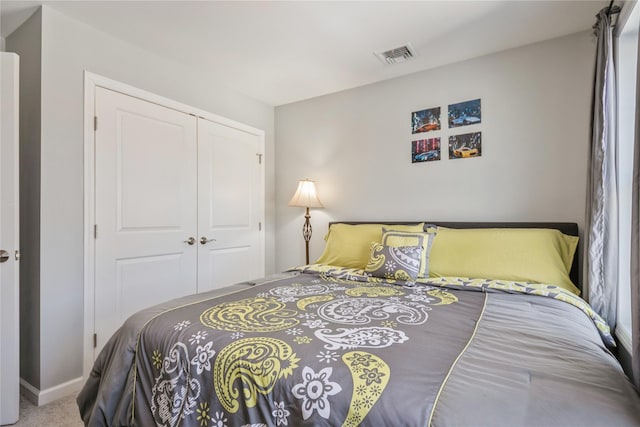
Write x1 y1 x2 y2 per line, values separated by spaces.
82 72 265 378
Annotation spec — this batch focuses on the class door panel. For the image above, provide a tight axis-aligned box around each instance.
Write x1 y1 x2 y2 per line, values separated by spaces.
94 87 198 355
119 112 186 229
116 253 187 316
209 138 252 226
197 118 264 292
204 246 253 288
0 52 19 426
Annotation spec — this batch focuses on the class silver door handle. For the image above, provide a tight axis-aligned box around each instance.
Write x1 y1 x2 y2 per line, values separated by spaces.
184 237 196 245
0 250 9 263
200 237 216 245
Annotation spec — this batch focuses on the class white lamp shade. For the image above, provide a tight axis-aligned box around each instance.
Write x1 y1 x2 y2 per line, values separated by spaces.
288 179 324 208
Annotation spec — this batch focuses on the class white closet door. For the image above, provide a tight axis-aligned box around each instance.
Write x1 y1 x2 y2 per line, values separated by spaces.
0 52 20 426
94 87 198 355
197 118 264 292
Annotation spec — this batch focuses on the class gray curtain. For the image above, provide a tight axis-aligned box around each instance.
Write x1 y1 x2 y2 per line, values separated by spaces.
586 8 618 328
631 11 640 389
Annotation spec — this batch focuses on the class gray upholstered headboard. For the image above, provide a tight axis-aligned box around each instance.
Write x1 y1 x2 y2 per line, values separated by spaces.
328 221 581 290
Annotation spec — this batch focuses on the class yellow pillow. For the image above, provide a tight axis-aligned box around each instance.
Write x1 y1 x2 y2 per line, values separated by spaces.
315 223 425 269
428 228 580 295
381 228 436 278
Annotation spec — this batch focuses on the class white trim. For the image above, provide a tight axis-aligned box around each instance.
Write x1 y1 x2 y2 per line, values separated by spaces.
84 72 265 136
19 379 39 406
82 70 97 385
20 377 84 407
82 71 266 379
615 0 638 37
615 323 632 354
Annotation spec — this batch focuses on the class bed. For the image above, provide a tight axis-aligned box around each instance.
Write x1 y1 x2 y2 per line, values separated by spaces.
77 221 640 426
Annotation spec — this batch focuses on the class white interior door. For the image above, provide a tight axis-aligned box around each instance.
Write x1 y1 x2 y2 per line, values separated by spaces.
0 52 20 426
94 87 198 355
197 118 264 292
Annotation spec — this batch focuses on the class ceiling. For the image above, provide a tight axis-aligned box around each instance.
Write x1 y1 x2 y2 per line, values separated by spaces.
0 1 609 106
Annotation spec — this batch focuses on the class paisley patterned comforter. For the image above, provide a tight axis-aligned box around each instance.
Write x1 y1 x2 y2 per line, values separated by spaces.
78 268 640 426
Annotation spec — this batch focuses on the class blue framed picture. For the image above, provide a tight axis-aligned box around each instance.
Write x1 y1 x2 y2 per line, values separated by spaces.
412 138 441 163
448 99 481 128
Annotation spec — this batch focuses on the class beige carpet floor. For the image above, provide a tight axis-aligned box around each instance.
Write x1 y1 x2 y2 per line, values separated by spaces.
10 394 83 427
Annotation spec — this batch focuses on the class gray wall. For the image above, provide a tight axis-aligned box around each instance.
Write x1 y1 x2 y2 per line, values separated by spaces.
6 8 42 389
9 5 275 391
275 31 596 272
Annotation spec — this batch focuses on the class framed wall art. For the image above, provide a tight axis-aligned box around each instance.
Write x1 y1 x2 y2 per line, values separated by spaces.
448 99 481 128
449 132 482 159
411 107 441 134
412 138 441 163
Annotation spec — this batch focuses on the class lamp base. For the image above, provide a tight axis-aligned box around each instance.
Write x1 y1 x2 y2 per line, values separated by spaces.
302 207 312 265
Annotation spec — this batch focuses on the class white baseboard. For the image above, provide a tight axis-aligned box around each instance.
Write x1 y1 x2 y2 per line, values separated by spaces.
20 376 84 407
615 323 632 354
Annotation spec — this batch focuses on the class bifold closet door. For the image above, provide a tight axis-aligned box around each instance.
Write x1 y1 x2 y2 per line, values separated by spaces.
94 87 198 354
197 118 264 292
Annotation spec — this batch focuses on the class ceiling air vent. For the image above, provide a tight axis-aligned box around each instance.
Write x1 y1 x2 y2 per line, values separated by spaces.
375 43 416 65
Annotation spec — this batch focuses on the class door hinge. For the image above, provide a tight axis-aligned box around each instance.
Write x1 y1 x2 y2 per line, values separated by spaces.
93 333 97 348
256 153 263 165
259 222 262 231
94 224 98 239
94 116 98 131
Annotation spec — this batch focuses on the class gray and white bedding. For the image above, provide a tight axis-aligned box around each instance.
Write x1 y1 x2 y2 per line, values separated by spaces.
77 266 640 426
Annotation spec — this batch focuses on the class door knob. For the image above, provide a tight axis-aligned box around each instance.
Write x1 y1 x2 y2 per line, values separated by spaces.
0 250 9 263
184 237 196 245
200 237 216 245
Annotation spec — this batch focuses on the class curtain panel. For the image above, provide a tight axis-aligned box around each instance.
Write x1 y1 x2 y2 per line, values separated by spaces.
586 8 619 330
